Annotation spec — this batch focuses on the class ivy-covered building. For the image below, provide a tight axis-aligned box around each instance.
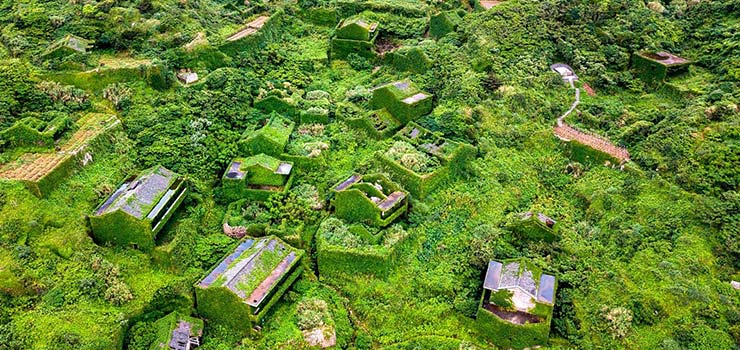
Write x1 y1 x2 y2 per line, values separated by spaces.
42 34 91 59
370 80 433 123
632 51 691 83
378 123 477 198
0 115 72 150
477 259 557 349
195 236 304 336
299 90 332 124
316 218 410 281
345 108 402 140
239 115 295 157
254 94 298 117
386 46 432 74
430 11 462 39
89 166 188 251
221 154 295 201
330 173 408 227
512 212 559 242
330 18 379 60
0 113 122 198
219 11 285 56
151 312 203 350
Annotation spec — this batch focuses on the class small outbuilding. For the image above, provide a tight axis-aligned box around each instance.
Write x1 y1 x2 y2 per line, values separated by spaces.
512 212 559 242
550 63 578 84
430 11 462 39
221 154 295 201
330 173 408 227
239 115 295 157
195 236 304 336
477 259 557 349
330 18 379 60
177 70 199 85
370 80 433 123
152 312 203 350
89 166 188 251
42 34 91 58
632 51 692 83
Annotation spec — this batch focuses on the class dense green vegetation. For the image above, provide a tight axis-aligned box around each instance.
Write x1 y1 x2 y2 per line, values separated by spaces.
0 0 738 349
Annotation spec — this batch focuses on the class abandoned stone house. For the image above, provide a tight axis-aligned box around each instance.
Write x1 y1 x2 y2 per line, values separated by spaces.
221 154 294 201
43 34 91 58
330 18 379 60
240 115 295 157
196 236 304 336
177 70 199 85
89 166 187 251
514 212 559 242
378 122 477 198
477 258 557 348
633 51 692 82
330 173 408 227
370 80 433 123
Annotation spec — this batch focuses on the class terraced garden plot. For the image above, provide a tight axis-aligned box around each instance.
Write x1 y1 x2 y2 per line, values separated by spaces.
554 124 630 163
0 153 69 181
0 114 122 190
227 16 270 42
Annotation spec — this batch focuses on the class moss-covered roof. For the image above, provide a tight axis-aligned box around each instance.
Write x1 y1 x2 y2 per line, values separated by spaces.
198 236 303 308
94 166 183 219
43 34 91 56
247 115 294 145
341 18 377 31
636 51 691 66
151 312 203 350
239 154 281 172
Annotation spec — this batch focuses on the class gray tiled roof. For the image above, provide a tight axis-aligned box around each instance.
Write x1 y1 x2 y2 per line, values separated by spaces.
98 166 178 219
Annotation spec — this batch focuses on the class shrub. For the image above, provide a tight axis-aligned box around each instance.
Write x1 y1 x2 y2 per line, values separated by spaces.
604 306 633 339
105 280 134 306
386 141 440 173
296 298 330 330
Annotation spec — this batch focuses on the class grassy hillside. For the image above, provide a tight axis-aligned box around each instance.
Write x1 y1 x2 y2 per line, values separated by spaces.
0 0 738 349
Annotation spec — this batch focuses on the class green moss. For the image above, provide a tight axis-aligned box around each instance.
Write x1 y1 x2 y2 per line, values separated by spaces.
330 173 408 227
430 11 461 39
316 218 410 281
476 307 551 349
489 289 513 308
386 46 432 73
370 80 433 123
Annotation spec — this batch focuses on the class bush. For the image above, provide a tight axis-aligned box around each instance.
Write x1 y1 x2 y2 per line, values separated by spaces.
386 141 440 173
296 298 330 330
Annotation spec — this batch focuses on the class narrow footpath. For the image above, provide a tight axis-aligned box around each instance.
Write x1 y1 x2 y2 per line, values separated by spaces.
552 74 630 164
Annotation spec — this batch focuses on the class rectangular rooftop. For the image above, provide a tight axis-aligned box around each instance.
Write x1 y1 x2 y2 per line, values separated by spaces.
96 166 180 219
198 237 302 308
